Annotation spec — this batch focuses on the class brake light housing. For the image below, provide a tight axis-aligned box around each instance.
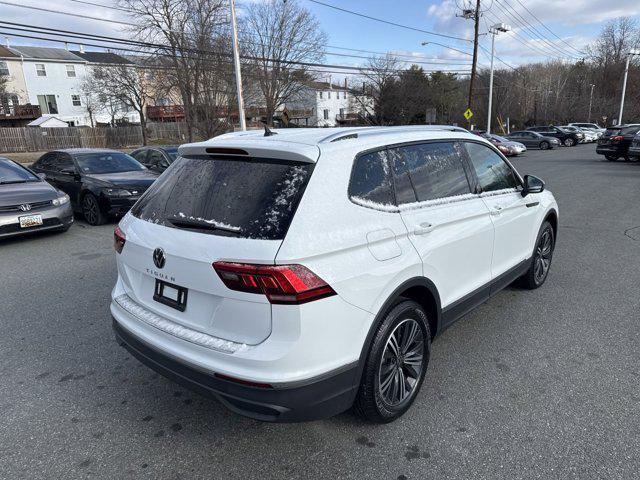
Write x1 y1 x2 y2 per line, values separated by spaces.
611 135 624 141
213 262 336 304
114 226 126 254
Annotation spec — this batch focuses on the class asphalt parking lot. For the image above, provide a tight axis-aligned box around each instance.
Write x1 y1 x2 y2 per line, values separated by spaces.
1 144 639 480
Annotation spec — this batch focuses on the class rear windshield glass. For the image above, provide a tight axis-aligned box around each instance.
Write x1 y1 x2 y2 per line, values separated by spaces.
76 152 145 174
131 155 313 240
0 159 38 184
604 128 621 136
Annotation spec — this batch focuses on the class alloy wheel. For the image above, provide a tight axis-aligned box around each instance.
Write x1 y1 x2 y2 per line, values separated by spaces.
534 227 554 285
83 195 99 225
378 318 425 406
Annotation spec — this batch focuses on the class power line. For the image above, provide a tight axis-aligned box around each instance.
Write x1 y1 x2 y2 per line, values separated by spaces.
0 28 471 76
58 0 472 65
493 0 579 59
510 0 586 56
304 0 473 43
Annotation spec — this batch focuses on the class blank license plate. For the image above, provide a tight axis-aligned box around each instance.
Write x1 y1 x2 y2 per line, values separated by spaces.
19 214 43 228
153 279 188 312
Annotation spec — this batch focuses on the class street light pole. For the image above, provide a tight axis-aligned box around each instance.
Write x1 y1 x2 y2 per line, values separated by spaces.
487 23 510 134
618 49 639 126
588 84 595 122
230 0 246 131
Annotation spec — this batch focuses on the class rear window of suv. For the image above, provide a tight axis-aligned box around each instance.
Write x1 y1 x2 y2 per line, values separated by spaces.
131 155 313 240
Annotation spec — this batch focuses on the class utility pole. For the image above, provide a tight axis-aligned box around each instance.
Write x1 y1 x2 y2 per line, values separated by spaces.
588 84 595 122
229 0 246 131
467 0 481 112
486 23 510 134
618 49 639 126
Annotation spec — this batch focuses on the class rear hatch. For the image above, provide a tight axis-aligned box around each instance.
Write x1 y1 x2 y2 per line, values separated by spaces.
119 152 315 345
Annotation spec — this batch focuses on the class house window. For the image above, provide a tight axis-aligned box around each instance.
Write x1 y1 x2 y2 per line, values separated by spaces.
323 109 329 120
37 94 58 114
339 108 344 117
343 92 347 99
0 61 8 76
328 91 331 99
66 65 76 77
71 94 81 106
319 91 323 99
36 64 46 77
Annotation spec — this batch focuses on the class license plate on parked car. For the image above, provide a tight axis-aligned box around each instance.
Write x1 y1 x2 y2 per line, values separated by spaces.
153 279 188 312
19 214 43 228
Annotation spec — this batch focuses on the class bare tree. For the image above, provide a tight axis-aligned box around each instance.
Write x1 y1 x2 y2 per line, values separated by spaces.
358 55 401 125
90 61 154 144
80 75 101 128
241 0 327 125
119 0 228 141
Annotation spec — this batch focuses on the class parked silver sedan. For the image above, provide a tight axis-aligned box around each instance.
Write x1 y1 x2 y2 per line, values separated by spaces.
0 157 73 239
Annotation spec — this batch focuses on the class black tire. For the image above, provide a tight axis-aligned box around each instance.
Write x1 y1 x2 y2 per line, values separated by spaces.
82 193 106 226
519 221 555 289
564 137 575 147
539 141 550 150
605 154 618 161
353 300 431 423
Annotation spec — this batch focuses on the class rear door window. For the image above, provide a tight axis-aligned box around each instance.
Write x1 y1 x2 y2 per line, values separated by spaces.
392 142 472 204
348 150 395 208
131 156 313 240
463 142 520 192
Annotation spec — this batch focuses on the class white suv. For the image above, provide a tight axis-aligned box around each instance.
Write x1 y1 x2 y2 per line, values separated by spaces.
110 126 558 423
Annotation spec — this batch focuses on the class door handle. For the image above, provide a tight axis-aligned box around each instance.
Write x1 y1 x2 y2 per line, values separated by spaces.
490 205 503 216
414 222 435 235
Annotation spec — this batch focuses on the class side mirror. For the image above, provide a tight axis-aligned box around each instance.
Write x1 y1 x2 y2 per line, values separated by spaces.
521 174 545 197
37 172 46 180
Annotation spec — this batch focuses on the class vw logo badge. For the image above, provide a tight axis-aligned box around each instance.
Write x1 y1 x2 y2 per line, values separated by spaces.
19 204 31 212
153 248 166 269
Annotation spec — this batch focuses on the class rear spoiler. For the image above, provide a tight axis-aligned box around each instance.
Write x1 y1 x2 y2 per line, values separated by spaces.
178 139 320 163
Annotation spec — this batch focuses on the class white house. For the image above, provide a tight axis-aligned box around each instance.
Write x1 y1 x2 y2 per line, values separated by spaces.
8 46 90 126
284 79 374 127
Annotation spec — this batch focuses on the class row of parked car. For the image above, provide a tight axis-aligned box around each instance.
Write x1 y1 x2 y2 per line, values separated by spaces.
474 122 604 157
595 124 640 161
0 146 178 239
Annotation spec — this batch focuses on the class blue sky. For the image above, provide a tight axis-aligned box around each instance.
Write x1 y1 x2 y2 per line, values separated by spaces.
2 0 640 75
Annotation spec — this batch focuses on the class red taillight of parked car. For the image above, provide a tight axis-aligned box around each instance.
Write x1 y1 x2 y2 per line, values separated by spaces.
611 135 624 141
114 226 126 254
212 262 336 304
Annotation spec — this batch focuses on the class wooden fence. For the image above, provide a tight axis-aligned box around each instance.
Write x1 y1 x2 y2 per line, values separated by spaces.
0 122 205 153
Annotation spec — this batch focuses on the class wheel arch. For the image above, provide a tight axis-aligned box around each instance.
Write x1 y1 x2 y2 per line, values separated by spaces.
543 208 559 241
353 277 442 391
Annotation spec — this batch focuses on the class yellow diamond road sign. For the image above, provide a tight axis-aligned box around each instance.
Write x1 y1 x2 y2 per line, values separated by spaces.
464 108 473 120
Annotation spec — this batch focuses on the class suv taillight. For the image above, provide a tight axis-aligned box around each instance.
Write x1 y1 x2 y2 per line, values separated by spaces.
114 226 126 254
213 262 336 304
612 135 624 141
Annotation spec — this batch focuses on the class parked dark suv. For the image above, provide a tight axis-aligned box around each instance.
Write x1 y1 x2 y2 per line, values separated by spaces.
596 125 640 161
527 126 583 147
628 132 640 160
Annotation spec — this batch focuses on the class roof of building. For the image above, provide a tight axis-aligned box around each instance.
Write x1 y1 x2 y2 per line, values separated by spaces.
27 116 69 127
0 46 19 58
305 81 349 91
8 46 85 62
70 51 133 65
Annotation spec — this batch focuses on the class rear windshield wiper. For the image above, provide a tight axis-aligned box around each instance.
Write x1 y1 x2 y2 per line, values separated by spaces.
167 215 241 234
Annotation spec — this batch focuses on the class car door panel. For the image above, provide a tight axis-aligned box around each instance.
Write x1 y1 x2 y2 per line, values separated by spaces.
389 143 494 309
463 141 538 279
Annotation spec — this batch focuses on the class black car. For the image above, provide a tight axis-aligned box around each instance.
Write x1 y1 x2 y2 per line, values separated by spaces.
0 157 73 238
628 132 640 159
31 149 159 226
596 124 640 161
506 131 561 149
130 145 178 173
526 126 583 147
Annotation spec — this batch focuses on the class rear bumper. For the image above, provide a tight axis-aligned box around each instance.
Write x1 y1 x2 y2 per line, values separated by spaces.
596 145 624 155
113 318 359 422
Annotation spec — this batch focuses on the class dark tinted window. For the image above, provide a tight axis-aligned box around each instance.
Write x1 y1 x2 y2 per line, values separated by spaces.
464 142 519 192
131 156 313 240
0 159 38 183
393 142 471 204
163 148 178 161
75 152 145 174
34 153 57 169
130 149 148 163
621 126 640 135
55 154 75 172
349 150 394 207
